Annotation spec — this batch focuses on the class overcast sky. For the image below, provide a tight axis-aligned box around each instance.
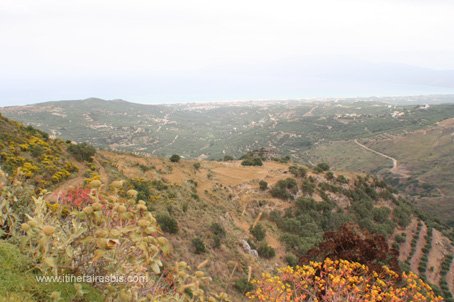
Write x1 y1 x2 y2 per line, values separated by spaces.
1 0 454 106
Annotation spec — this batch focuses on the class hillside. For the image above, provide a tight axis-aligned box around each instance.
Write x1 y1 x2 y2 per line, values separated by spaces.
0 113 83 190
304 117 454 227
1 114 453 301
95 150 454 299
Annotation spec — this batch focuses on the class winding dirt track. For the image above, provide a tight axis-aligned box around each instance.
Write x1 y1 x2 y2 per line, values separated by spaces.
354 139 398 172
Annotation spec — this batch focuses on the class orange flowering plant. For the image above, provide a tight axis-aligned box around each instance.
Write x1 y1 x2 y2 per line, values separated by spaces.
246 258 442 302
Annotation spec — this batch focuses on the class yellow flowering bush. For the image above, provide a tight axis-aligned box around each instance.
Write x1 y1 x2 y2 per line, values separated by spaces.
0 115 79 189
247 258 443 302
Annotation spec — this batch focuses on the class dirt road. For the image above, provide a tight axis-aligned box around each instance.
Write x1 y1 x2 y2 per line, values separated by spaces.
354 139 398 172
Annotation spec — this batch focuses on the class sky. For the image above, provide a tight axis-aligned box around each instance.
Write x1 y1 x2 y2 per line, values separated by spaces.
1 0 454 106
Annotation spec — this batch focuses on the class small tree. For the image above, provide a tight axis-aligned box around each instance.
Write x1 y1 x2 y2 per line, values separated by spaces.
169 154 181 162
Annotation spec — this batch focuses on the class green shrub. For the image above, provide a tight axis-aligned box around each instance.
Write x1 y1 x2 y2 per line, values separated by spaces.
289 165 307 178
223 155 234 161
250 224 266 241
395 234 406 244
67 142 96 162
259 180 268 191
129 178 151 201
257 244 275 259
278 155 291 163
270 178 298 200
302 179 315 196
210 223 226 238
212 236 222 249
393 202 412 227
233 277 254 294
137 164 152 172
193 162 201 170
30 144 45 158
314 162 330 173
372 207 391 224
156 214 179 234
151 179 168 191
192 238 206 254
241 158 263 166
337 175 349 184
296 197 317 211
285 254 298 266
325 171 334 180
169 154 181 162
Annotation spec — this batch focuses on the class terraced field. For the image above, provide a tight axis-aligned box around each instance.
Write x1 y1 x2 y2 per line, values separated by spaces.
397 219 454 299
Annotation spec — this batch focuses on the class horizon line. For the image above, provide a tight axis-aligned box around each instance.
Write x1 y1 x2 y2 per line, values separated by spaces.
3 93 454 108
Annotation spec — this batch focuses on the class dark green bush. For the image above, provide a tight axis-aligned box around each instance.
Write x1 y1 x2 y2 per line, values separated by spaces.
250 224 266 241
151 180 168 191
241 158 263 166
257 244 275 259
169 154 181 162
210 223 226 238
285 254 298 266
156 214 179 234
233 278 254 294
395 233 406 244
289 165 307 178
259 180 268 191
193 162 201 170
393 202 412 227
372 207 391 223
212 236 222 248
67 142 96 162
325 171 334 180
270 178 298 200
337 175 349 184
192 238 206 254
302 179 315 196
129 178 151 201
314 162 330 173
30 144 45 158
